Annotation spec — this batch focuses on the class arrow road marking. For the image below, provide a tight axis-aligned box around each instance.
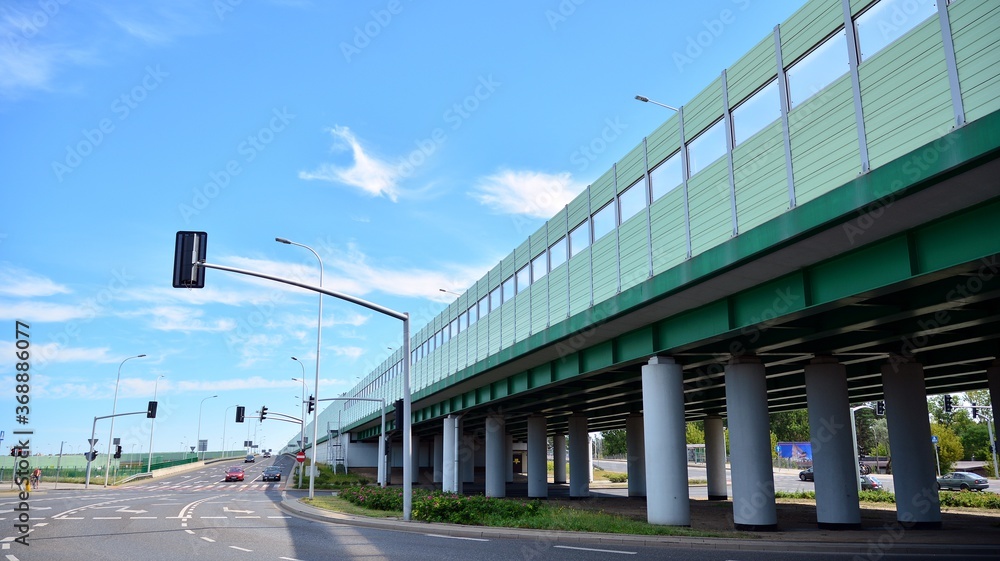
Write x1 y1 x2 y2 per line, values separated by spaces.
116 507 148 514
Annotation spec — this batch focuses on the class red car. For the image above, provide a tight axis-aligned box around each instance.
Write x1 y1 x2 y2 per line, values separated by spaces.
224 466 245 482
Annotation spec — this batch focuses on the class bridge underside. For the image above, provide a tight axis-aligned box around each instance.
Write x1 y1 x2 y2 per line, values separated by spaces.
351 113 1000 445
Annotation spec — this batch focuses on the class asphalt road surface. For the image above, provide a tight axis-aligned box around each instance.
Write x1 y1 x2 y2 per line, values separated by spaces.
2 456 988 561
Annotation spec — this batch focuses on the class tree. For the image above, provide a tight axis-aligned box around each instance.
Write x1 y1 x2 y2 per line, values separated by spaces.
929 423 964 474
770 410 810 442
955 422 990 461
686 421 704 444
600 429 627 457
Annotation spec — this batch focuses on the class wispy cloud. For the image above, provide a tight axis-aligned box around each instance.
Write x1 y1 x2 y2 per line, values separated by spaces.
470 169 584 217
138 306 237 332
0 266 71 297
6 342 115 366
298 125 404 201
329 345 365 360
0 300 94 322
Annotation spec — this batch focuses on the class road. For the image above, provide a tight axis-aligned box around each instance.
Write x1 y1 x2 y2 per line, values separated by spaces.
0 455 988 561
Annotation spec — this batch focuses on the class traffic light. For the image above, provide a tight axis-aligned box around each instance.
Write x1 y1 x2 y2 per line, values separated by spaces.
147 400 158 419
84 451 98 461
393 399 404 430
9 447 15 457
172 231 207 289
944 394 953 413
876 400 885 416
114 445 122 459
971 403 978 419
307 395 316 414
260 405 268 422
236 406 245 423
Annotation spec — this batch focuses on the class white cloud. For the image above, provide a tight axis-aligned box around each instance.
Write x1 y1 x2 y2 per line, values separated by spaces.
470 169 584 217
144 306 237 332
0 300 93 322
0 266 71 297
329 346 365 360
298 125 403 201
12 342 115 366
174 375 345 393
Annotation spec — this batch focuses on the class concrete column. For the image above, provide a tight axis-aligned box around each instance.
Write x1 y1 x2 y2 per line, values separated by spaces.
626 414 646 497
704 415 727 500
462 430 475 484
506 435 514 483
725 357 777 531
568 416 589 497
804 357 860 529
882 360 941 528
642 356 690 526
553 433 567 484
527 416 548 498
433 433 443 484
442 416 457 492
485 415 506 497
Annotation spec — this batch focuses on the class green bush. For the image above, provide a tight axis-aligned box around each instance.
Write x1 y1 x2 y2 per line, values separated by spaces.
858 490 895 503
412 492 542 525
339 486 417 511
938 490 1000 509
606 472 628 483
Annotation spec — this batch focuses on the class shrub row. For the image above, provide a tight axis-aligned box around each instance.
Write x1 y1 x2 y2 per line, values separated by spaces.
775 489 999 509
338 486 542 524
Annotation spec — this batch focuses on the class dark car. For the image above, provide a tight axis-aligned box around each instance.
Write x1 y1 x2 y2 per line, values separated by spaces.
244 454 255 463
262 466 282 482
860 474 883 491
937 471 989 491
225 466 245 482
798 467 814 481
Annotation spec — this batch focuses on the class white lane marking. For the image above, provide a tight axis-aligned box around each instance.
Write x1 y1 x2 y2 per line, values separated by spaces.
130 516 157 519
229 546 252 552
554 545 636 555
185 530 195 535
235 516 260 519
200 516 227 519
279 557 305 561
200 537 215 543
424 534 489 542
93 517 122 520
6 554 19 560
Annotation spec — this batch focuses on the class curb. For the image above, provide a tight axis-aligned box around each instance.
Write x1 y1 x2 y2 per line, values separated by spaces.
277 495 1000 556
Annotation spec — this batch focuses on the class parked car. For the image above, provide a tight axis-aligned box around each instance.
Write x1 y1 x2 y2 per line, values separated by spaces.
262 466 282 482
937 471 989 491
798 467 814 481
224 466 245 482
860 474 883 491
244 454 255 463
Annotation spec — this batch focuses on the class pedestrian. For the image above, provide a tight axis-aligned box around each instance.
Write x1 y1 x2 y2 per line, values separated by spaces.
31 467 41 488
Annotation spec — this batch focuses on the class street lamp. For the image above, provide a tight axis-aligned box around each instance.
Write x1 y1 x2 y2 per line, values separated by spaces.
276 237 323 499
196 395 218 460
147 374 164 473
292 357 308 490
105 354 146 486
438 288 461 296
634 94 680 112
223 404 238 459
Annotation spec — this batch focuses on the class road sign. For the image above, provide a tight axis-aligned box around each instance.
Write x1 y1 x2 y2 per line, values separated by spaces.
931 435 939 444
296 451 306 463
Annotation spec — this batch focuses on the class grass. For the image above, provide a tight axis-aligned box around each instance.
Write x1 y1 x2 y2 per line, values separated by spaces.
307 485 747 539
775 489 1000 510
302 494 402 518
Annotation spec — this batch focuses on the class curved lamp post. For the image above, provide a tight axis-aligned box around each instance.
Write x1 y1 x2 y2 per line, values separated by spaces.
292 356 307 489
276 237 323 499
105 354 146 486
634 94 680 112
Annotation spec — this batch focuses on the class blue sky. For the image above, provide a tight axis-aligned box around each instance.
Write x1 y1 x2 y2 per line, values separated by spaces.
0 0 803 456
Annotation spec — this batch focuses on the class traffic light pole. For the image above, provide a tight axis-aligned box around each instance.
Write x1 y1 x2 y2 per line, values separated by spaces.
85 410 148 489
194 260 411 516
